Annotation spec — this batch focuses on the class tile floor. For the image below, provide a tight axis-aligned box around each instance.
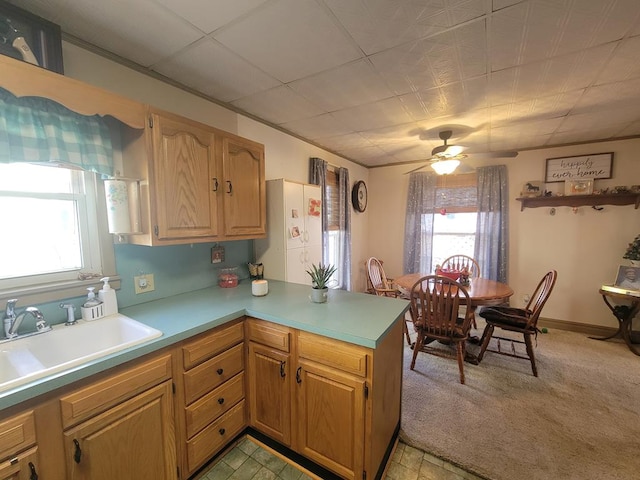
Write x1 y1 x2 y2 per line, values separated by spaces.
198 436 486 480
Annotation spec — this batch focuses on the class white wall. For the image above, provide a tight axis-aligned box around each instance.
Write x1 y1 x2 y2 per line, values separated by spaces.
369 139 640 329
61 42 370 290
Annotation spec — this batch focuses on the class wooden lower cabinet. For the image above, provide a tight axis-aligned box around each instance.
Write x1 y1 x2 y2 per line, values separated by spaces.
247 341 292 445
246 317 403 480
176 320 247 478
296 359 365 479
0 411 39 480
0 447 39 480
62 381 175 480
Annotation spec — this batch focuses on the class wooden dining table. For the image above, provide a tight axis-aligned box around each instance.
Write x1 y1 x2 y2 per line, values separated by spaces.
393 274 514 313
393 274 514 363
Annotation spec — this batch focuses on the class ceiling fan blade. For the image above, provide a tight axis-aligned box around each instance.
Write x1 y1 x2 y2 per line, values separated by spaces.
404 163 432 175
472 150 519 159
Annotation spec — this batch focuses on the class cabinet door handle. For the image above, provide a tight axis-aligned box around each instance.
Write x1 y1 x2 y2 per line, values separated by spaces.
296 366 302 384
226 181 233 194
280 360 286 378
219 428 226 435
217 368 224 375
73 439 82 464
218 397 225 405
212 177 219 191
29 462 38 480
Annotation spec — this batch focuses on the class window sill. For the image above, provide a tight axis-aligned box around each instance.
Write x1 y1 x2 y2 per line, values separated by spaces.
0 276 122 306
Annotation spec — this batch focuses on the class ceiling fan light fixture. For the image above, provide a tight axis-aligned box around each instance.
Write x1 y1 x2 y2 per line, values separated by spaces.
431 159 460 175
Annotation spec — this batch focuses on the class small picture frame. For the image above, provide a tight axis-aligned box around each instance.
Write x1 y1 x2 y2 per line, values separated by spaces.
290 226 301 238
614 265 640 291
521 181 543 197
0 2 64 73
565 178 594 196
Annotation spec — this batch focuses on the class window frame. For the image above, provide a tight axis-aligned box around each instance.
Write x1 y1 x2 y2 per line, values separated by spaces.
0 168 119 305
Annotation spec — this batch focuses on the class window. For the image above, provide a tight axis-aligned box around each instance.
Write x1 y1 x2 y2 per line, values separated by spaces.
421 173 478 273
0 163 115 299
325 169 341 287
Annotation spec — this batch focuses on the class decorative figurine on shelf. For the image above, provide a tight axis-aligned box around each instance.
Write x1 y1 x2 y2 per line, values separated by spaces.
623 234 640 266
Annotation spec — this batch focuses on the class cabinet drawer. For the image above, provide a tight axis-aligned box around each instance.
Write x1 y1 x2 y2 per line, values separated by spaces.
185 372 245 439
182 321 244 370
298 332 369 377
183 344 244 405
246 319 290 352
0 411 36 462
60 354 172 428
186 400 245 472
0 445 38 479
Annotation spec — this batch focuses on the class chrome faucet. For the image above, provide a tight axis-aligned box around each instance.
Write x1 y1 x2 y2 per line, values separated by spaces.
3 299 51 340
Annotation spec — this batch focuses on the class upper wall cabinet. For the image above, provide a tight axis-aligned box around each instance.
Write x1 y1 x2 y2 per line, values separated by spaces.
221 135 267 238
147 110 220 243
124 109 266 246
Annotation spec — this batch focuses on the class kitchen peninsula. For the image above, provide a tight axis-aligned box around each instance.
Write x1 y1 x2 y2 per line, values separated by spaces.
0 281 409 480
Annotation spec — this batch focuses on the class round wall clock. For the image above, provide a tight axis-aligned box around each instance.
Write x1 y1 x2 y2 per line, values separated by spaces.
352 180 368 212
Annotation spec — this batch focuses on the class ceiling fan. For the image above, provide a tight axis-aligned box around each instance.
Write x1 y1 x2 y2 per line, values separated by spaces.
404 129 518 175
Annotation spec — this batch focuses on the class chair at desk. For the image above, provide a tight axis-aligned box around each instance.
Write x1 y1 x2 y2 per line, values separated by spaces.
409 275 474 384
477 270 557 377
366 257 412 346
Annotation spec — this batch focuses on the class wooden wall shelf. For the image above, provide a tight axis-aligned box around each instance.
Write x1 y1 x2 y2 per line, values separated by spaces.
516 193 640 211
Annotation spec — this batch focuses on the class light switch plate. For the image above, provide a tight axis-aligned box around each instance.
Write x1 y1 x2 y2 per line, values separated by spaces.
134 273 155 294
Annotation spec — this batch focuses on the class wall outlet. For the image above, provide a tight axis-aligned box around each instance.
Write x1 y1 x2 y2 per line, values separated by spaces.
134 273 155 294
523 294 530 304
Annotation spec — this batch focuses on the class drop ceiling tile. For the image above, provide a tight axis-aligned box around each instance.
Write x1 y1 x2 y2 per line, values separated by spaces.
400 77 488 121
231 85 325 124
488 43 615 105
289 60 395 112
336 144 391 164
313 133 375 151
557 105 640 132
490 90 584 126
39 0 203 67
153 38 280 102
213 0 361 83
323 0 489 55
280 113 353 140
152 0 269 34
330 97 414 132
575 78 640 113
597 36 640 84
370 22 487 95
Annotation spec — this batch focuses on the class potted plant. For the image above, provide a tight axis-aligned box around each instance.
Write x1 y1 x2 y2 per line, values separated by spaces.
623 234 640 266
306 263 337 303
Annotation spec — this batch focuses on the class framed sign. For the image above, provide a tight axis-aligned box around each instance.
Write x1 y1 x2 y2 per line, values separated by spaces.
545 152 613 183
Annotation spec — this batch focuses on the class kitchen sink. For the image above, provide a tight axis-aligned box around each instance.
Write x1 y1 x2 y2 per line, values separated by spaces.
0 314 162 393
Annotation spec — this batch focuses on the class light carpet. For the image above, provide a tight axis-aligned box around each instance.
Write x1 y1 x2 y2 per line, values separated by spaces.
399 323 640 480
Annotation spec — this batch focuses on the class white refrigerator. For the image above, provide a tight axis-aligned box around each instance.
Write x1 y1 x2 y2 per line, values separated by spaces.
254 179 322 285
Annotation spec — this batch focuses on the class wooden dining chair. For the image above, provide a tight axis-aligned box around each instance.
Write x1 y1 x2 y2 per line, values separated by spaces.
441 255 480 278
441 254 481 328
477 270 558 377
409 275 474 384
366 257 412 346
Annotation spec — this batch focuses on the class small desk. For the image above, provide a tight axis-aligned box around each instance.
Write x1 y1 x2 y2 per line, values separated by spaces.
594 288 640 356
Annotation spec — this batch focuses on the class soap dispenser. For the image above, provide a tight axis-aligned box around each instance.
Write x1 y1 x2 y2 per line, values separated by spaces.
81 287 104 321
98 277 118 316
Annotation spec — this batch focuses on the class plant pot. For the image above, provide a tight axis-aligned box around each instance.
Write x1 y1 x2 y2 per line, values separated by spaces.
310 287 328 303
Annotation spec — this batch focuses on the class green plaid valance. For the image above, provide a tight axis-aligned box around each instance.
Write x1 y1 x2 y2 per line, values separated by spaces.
0 87 114 176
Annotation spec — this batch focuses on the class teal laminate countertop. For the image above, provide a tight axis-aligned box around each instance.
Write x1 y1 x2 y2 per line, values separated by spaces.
0 280 409 411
